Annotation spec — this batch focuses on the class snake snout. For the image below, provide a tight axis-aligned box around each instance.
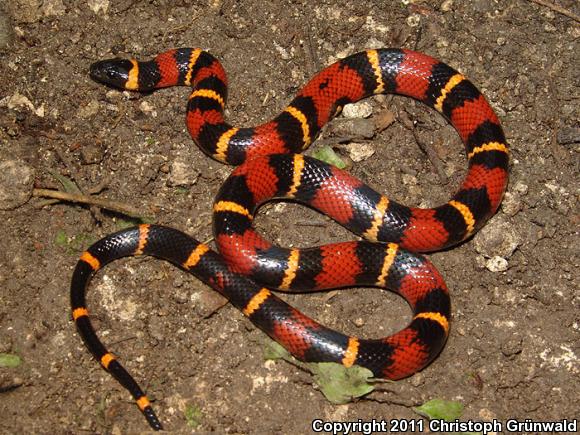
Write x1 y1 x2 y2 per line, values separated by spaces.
89 58 132 89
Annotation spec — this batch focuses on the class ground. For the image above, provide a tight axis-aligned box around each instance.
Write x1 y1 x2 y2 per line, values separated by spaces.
0 0 578 433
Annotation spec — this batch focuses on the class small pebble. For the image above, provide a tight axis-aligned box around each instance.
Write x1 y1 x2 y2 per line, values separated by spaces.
501 336 523 357
41 0 66 17
87 0 110 14
440 0 453 12
0 158 35 210
4 93 44 117
401 173 418 185
343 143 375 162
172 287 189 304
486 256 508 272
406 14 421 27
410 372 425 387
342 101 373 119
329 118 375 139
80 143 105 165
474 216 521 259
139 101 156 116
513 181 529 195
479 408 496 421
501 192 522 216
105 90 123 103
556 126 580 146
167 157 200 187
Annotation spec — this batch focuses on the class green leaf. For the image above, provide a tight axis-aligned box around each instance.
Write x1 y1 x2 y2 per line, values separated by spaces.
174 187 190 195
54 230 94 254
313 146 347 169
48 170 82 195
116 219 137 230
184 404 202 428
311 363 374 404
116 216 155 230
54 229 68 247
413 398 464 421
0 353 22 368
263 340 291 361
68 233 94 252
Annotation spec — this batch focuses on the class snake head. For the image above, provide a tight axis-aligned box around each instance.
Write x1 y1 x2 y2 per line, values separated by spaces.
89 58 134 89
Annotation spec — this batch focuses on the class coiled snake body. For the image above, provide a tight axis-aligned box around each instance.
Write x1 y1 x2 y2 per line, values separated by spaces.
71 48 509 430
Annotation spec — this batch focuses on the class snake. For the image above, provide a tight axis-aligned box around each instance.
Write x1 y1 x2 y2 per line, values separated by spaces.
71 48 509 430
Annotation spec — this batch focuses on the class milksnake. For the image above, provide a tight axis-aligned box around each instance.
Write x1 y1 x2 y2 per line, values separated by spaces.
71 48 509 430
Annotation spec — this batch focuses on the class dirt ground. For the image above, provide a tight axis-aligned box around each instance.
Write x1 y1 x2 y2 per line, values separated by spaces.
0 0 578 433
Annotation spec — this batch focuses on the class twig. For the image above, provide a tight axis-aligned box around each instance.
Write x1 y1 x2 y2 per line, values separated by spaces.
412 130 448 185
87 176 111 195
33 189 148 218
527 0 580 22
314 135 368 147
53 146 104 222
35 198 61 208
302 23 320 77
52 147 82 193
399 111 448 185
110 335 138 346
295 220 327 227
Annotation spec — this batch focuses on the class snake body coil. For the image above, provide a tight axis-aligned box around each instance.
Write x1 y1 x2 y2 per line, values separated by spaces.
72 48 509 430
